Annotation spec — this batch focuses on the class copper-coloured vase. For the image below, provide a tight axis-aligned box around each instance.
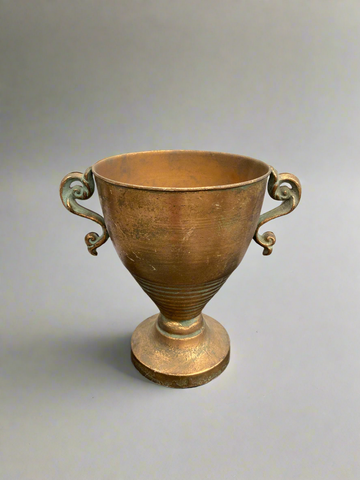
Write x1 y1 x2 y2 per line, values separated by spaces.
60 150 301 388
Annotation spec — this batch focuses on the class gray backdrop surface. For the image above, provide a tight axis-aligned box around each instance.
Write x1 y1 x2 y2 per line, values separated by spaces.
1 1 359 479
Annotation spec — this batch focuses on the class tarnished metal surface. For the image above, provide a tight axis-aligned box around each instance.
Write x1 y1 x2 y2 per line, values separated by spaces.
60 150 301 388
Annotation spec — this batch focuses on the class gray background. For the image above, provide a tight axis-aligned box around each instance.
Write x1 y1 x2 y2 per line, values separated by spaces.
1 1 360 479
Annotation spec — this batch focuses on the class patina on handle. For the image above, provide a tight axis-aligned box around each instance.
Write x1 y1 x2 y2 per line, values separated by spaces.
60 167 109 256
253 167 301 256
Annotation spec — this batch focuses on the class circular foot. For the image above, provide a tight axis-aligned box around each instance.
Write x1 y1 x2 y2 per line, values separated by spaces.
131 313 230 388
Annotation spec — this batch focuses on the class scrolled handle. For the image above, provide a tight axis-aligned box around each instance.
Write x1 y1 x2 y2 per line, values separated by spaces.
253 167 301 256
60 167 109 256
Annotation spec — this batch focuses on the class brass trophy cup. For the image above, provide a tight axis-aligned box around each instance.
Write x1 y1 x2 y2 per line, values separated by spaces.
60 151 301 388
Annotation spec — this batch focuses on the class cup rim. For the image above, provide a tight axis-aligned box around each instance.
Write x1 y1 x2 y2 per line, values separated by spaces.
92 150 271 191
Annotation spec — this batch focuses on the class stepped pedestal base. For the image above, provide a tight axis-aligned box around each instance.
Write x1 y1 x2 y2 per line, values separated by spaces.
131 313 230 388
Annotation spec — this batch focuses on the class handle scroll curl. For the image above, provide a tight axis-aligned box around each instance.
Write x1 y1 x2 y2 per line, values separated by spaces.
60 167 109 256
253 167 301 256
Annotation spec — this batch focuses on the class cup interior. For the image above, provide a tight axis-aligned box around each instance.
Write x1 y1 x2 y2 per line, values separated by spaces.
92 150 270 190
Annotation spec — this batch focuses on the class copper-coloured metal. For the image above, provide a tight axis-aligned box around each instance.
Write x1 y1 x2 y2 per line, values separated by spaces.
60 150 301 388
